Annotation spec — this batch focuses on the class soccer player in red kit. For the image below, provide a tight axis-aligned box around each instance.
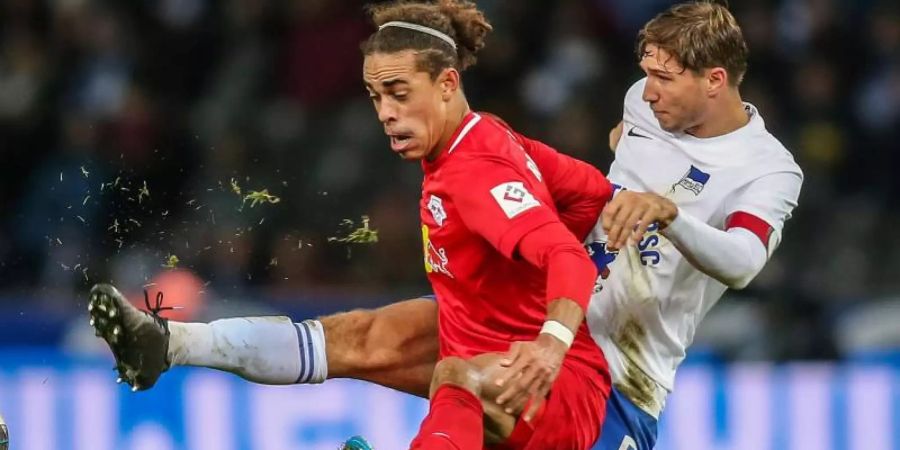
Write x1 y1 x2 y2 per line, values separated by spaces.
88 1 614 448
362 1 612 448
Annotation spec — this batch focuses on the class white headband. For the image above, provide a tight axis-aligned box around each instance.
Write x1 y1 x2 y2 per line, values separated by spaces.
378 21 457 50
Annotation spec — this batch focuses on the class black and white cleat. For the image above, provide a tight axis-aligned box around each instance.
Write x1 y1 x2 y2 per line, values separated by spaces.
88 283 172 391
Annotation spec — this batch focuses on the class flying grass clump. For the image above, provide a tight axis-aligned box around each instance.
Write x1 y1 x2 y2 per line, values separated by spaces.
230 178 280 209
243 189 280 208
328 216 379 245
163 254 180 269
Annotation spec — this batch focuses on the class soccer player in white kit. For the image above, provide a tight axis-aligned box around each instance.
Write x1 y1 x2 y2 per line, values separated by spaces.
588 3 802 449
86 3 802 449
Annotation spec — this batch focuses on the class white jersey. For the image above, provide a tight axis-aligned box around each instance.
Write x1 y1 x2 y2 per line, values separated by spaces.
585 78 803 417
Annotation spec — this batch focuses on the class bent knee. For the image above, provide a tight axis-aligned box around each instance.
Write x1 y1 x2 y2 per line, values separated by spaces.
432 357 473 384
431 357 481 397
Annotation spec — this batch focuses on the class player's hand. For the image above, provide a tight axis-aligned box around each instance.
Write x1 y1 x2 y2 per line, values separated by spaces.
602 190 677 251
494 333 567 421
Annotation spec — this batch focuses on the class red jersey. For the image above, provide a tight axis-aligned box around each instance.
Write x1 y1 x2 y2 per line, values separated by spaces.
420 112 612 373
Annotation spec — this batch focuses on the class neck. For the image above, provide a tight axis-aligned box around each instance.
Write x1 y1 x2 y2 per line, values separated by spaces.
426 95 470 161
685 88 748 138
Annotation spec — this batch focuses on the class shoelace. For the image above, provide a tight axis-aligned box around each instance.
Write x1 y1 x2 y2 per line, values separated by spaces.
143 289 178 320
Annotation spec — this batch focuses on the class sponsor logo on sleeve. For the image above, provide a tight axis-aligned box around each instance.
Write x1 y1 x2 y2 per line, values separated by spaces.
490 182 540 218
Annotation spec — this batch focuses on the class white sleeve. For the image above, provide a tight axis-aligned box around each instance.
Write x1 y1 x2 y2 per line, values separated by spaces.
662 210 767 289
661 171 803 289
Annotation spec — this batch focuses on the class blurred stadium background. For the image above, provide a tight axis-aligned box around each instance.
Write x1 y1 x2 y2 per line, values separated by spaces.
1 0 899 449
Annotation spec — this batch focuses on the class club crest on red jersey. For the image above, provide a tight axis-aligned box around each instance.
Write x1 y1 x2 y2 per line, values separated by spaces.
427 195 447 226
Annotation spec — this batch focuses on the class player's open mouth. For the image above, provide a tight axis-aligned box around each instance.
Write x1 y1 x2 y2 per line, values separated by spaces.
389 134 413 152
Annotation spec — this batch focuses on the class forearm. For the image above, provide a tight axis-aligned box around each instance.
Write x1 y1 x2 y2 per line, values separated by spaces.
516 221 597 339
662 208 767 289
546 246 597 312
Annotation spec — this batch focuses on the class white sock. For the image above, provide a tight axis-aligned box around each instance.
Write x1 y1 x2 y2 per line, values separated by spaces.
167 317 328 384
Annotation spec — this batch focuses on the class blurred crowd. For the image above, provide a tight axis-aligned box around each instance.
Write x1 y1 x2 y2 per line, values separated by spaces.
1 0 899 360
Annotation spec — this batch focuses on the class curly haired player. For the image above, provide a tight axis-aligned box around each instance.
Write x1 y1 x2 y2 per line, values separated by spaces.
89 2 803 449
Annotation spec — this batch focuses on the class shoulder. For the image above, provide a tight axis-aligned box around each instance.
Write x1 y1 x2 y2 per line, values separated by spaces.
745 117 804 181
624 77 648 105
447 113 527 167
621 78 661 135
725 128 804 211
463 112 520 150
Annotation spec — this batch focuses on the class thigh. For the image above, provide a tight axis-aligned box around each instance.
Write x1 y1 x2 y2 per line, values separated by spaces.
322 298 439 397
520 360 607 450
466 354 607 450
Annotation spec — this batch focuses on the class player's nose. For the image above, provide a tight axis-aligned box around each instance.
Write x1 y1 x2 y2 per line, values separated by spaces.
377 101 398 124
642 84 659 103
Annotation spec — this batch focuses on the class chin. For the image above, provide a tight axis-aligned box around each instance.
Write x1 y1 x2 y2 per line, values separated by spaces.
657 119 681 133
398 148 426 160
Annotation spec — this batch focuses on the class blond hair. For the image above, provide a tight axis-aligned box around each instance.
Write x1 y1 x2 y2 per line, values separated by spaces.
637 1 748 86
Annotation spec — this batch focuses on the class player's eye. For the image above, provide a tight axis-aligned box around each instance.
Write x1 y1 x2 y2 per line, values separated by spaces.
393 92 409 101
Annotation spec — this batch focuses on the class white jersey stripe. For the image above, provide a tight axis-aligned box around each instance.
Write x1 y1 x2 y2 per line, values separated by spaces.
447 113 481 154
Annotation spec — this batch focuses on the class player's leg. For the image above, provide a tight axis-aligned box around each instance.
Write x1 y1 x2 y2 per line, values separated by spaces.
321 297 439 397
409 357 485 450
88 283 438 395
591 387 658 450
430 353 606 449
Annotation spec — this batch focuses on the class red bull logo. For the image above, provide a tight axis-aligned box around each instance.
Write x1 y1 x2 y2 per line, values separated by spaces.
422 225 453 278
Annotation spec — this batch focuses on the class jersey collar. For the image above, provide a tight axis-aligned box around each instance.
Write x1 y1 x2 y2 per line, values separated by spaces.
423 112 482 171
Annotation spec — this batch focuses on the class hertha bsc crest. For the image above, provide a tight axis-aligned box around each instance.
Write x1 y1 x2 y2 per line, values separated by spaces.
673 165 710 195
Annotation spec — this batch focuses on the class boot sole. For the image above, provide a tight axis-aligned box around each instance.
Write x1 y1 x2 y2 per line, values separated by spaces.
88 284 145 391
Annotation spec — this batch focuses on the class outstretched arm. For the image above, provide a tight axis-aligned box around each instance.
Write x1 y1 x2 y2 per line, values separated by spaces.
602 191 770 289
664 171 802 288
662 208 769 289
602 171 802 289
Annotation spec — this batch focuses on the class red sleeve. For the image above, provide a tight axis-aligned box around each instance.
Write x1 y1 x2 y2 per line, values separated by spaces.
517 221 597 310
445 157 560 259
517 134 613 241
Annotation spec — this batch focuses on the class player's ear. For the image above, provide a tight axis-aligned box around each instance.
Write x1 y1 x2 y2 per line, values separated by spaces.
438 68 460 101
706 67 728 96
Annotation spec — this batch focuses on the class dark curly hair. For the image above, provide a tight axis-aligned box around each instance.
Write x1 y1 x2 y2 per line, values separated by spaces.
361 0 493 79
